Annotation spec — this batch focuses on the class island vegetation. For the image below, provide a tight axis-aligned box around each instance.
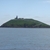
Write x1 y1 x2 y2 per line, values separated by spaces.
1 16 50 28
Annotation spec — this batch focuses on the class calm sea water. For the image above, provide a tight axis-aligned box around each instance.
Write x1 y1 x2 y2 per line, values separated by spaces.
0 28 50 50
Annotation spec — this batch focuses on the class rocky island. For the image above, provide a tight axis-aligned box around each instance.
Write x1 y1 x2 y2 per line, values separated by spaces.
1 16 50 28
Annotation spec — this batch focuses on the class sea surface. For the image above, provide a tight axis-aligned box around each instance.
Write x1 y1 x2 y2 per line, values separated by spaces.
0 28 50 50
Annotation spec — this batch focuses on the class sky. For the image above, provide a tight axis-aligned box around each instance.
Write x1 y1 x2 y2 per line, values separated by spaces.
0 0 50 26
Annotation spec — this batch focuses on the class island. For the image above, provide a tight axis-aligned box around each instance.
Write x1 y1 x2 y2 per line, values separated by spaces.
1 16 50 28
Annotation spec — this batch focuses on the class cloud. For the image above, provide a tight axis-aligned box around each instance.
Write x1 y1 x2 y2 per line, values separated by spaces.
43 0 50 3
45 1 50 3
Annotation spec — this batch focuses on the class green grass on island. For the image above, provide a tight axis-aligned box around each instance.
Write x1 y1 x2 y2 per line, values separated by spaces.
1 16 50 28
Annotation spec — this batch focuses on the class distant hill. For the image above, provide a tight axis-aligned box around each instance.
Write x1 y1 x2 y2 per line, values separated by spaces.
1 17 50 28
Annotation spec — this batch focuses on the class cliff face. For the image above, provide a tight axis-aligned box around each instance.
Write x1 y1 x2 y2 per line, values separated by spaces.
1 18 50 28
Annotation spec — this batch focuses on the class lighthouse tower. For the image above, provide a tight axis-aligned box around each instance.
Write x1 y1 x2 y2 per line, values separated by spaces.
15 15 18 19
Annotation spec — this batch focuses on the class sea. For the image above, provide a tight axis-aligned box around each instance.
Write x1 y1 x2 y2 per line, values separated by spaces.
0 28 50 50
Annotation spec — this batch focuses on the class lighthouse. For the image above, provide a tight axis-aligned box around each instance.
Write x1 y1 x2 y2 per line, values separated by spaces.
15 15 18 19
